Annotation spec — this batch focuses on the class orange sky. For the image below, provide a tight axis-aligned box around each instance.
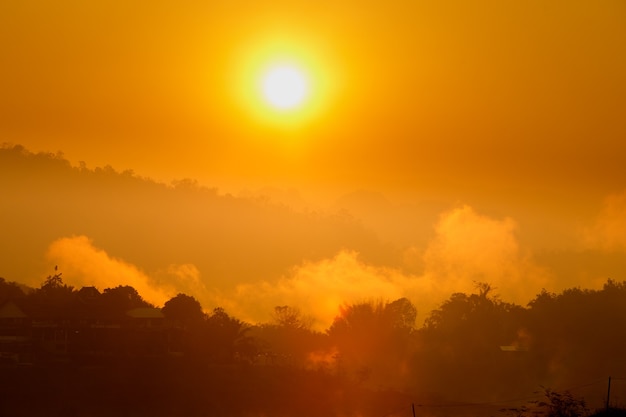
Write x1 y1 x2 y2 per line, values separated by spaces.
2 0 626 327
2 0 624 196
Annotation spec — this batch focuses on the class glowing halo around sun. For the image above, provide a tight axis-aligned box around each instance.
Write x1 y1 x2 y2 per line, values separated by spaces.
228 35 338 131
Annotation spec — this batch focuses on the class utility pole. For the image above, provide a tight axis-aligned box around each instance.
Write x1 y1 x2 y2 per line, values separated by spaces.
606 376 612 411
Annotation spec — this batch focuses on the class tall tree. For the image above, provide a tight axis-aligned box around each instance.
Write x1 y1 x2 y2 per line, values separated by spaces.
527 280 626 383
0 277 25 303
414 283 527 401
100 285 152 318
25 272 75 318
205 307 255 363
271 305 313 331
253 305 327 368
327 298 418 386
162 293 204 326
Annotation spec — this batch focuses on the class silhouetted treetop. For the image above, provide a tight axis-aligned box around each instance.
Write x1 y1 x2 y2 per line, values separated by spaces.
271 305 313 331
0 277 25 303
39 272 73 294
383 297 417 332
100 285 152 318
423 282 521 334
162 293 204 324
206 307 255 362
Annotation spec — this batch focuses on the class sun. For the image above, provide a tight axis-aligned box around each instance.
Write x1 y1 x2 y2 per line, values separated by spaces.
228 35 339 130
261 65 309 111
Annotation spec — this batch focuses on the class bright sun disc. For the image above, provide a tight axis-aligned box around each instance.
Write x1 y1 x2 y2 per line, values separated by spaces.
261 65 309 110
230 36 338 130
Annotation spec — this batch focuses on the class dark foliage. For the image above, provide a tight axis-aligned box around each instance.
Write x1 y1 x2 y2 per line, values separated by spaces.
2 271 626 416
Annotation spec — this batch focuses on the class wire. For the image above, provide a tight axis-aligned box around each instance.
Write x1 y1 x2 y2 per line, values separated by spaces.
556 378 607 392
378 377 626 417
382 377 613 413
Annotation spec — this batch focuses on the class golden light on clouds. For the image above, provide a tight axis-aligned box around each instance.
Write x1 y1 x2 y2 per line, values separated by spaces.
584 190 626 252
44 236 172 306
32 196 620 333
209 205 552 331
40 205 551 330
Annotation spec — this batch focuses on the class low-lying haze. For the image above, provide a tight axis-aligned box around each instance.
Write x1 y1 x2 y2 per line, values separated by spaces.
2 145 625 330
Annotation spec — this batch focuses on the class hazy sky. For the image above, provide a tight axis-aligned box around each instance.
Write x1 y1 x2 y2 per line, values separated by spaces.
2 1 624 194
2 1 626 327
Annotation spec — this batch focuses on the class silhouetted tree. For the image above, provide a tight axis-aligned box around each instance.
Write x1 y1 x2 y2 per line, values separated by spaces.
328 298 417 386
535 388 589 417
526 280 626 383
25 272 75 318
414 283 527 400
0 277 25 303
205 307 255 363
383 297 417 334
252 305 328 368
161 293 205 357
162 293 204 326
100 285 152 318
505 388 589 417
271 305 313 331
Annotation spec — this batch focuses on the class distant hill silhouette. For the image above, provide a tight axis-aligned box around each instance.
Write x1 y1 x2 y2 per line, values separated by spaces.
0 144 395 288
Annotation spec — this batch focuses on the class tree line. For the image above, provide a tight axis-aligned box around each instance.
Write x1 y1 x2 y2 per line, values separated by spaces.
2 274 626 416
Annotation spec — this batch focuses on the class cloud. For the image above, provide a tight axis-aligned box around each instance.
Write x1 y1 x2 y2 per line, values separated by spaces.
42 205 550 330
226 250 418 331
223 205 550 330
583 190 626 251
153 263 208 301
421 204 550 303
46 235 175 307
